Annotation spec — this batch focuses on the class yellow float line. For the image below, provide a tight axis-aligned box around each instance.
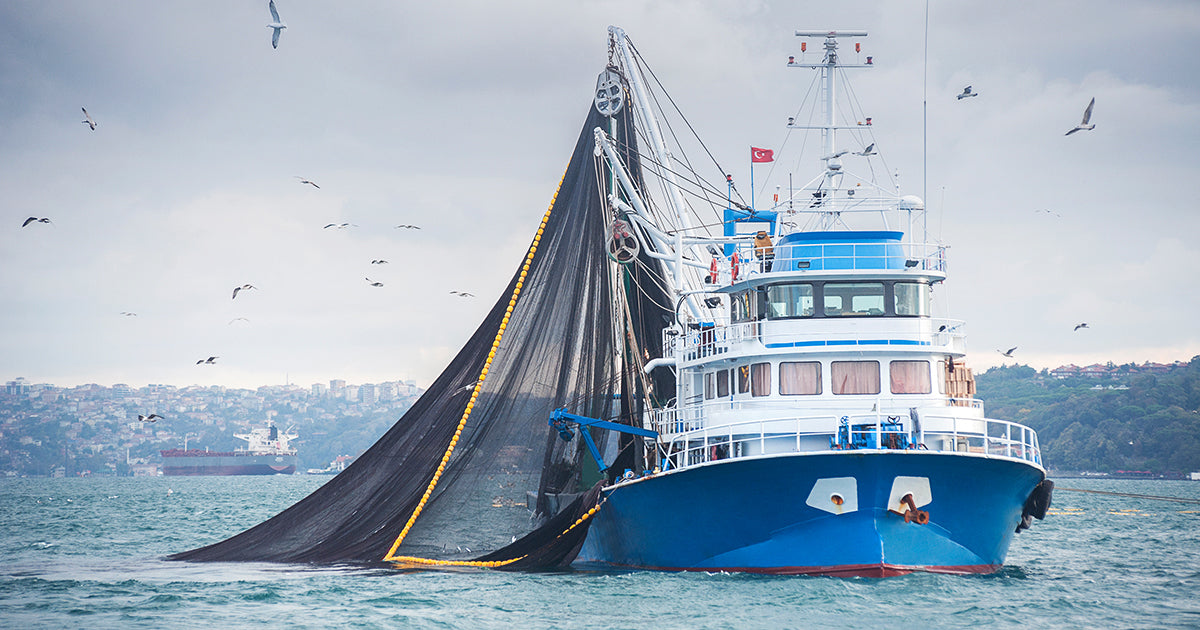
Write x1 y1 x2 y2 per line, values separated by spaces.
382 174 563 563
386 500 606 569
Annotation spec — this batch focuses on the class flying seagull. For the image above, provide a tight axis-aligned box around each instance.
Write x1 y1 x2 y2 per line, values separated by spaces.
196 356 219 365
366 278 384 287
294 176 319 189
370 259 389 264
1065 97 1096 136
1035 209 1062 217
119 312 138 317
394 224 421 230
855 143 876 156
450 290 475 297
997 347 1017 358
228 317 250 325
231 284 257 299
1074 323 1089 331
323 222 354 229
81 107 97 130
138 414 163 423
22 217 52 227
267 0 286 49
956 86 978 100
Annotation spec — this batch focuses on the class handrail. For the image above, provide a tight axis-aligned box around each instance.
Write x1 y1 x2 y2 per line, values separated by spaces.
651 410 1042 473
667 318 968 362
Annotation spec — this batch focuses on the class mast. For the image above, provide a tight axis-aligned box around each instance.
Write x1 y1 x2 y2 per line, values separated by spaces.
790 30 869 230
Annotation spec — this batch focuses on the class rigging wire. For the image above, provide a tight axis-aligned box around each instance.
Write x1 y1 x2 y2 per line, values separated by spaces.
627 38 746 212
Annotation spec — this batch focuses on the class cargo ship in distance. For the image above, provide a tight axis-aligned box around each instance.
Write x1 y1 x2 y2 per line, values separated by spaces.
160 422 298 476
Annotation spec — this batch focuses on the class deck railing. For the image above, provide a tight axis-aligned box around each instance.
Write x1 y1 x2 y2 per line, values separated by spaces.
667 318 967 362
650 409 1041 472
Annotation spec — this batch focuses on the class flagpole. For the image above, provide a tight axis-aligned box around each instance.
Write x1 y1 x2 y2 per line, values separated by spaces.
750 159 755 211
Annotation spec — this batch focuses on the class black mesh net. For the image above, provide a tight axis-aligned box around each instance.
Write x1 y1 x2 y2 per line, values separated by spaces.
169 81 673 569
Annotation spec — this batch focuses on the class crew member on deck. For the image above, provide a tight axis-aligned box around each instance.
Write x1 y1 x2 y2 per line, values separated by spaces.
753 230 774 272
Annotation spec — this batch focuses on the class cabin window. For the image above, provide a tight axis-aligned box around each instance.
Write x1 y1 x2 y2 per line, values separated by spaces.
780 361 822 395
731 290 753 323
766 283 814 318
737 365 751 394
823 283 885 317
936 360 946 394
894 282 931 316
704 372 715 400
890 360 932 394
751 363 772 397
831 361 881 394
716 369 730 397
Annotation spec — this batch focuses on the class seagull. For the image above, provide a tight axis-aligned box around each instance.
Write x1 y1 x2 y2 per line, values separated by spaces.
138 414 163 423
450 291 475 297
855 143 876 156
370 259 389 264
196 356 219 365
1074 323 1089 331
1036 209 1062 217
956 86 978 100
1065 97 1096 135
267 0 286 49
119 312 138 317
294 176 319 189
22 217 52 227
366 278 384 287
232 284 257 299
323 222 354 229
228 317 250 325
81 107 97 130
394 224 421 230
997 347 1017 358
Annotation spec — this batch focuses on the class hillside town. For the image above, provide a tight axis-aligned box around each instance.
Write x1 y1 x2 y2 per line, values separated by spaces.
1 377 423 477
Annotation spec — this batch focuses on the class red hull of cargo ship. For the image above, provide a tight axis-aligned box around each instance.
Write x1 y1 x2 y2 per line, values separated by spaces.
160 449 297 476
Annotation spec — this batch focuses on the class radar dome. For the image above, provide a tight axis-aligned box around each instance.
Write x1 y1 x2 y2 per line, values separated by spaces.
899 195 925 212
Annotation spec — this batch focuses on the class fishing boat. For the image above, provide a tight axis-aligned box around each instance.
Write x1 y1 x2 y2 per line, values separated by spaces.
565 27 1052 576
170 27 1051 576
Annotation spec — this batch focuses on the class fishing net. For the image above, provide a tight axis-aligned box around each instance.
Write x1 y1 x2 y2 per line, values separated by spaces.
169 77 673 568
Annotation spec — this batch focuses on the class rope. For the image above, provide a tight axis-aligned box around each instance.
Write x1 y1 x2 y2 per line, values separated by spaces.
382 170 563 562
1056 487 1200 505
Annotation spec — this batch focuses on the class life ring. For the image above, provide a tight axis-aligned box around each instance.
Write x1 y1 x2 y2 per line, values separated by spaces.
731 252 740 281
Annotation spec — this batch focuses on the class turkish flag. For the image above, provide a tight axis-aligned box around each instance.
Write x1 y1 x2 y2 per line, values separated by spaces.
751 147 774 163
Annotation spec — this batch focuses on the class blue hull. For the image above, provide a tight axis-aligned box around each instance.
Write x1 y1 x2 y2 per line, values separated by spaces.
575 452 1044 577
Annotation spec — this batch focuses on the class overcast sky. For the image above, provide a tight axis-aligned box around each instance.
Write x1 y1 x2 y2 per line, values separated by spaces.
2 1 1198 390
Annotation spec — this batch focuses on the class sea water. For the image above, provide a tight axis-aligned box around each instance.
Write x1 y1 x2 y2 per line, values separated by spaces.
0 475 1197 629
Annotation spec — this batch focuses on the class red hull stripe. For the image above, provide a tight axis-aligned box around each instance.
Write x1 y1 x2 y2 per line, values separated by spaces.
589 561 1001 578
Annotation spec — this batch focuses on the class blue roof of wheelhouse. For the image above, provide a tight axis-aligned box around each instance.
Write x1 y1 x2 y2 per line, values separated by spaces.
776 231 905 271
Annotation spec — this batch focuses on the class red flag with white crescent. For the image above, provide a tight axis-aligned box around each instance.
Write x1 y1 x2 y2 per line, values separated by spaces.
751 147 774 163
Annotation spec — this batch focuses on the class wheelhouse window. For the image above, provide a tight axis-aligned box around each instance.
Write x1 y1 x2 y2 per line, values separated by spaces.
737 365 751 394
890 360 931 394
766 283 814 319
894 282 932 317
751 363 771 397
731 290 753 323
832 361 881 395
823 283 885 317
704 372 715 399
780 361 822 395
716 369 730 397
